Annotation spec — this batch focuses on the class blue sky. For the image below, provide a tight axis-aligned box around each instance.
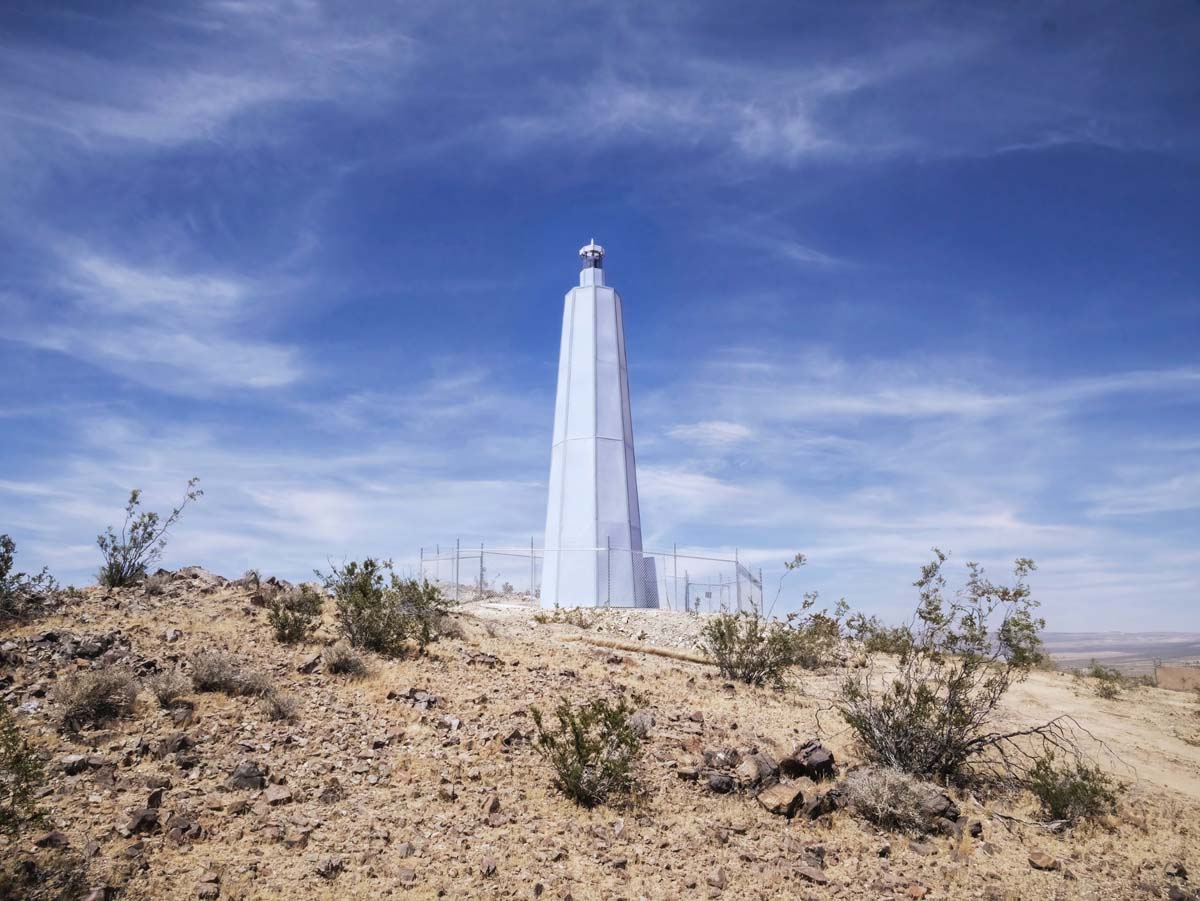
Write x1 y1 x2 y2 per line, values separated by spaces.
1 1 1198 629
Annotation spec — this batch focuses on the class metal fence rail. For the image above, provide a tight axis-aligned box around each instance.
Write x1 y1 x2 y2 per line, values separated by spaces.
415 539 762 614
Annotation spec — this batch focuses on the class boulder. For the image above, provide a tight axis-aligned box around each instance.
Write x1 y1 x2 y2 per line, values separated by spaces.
779 740 835 781
225 760 267 791
707 773 736 794
736 751 779 788
1028 851 1061 871
756 779 815 818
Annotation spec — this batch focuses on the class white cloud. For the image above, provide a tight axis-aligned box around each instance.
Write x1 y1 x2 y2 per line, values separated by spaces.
7 248 303 393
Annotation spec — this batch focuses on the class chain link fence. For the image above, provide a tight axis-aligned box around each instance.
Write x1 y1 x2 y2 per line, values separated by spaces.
415 540 762 614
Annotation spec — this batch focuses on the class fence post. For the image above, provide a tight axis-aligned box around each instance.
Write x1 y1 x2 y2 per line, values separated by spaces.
419 546 423 582
479 542 484 601
530 536 535 598
455 538 460 604
674 543 680 612
735 548 741 614
758 568 764 617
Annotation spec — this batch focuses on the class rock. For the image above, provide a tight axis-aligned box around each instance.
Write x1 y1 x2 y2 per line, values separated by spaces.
966 818 984 838
629 709 655 738
197 884 219 900
264 784 293 806
483 794 501 814
166 814 204 845
907 840 937 857
225 760 267 791
779 741 835 781
706 773 736 794
62 754 89 775
736 751 779 788
756 780 811 818
126 808 160 834
1166 862 1189 880
702 746 740 769
1029 851 1061 871
676 767 700 782
164 629 182 643
794 866 828 885
481 856 497 877
298 653 322 674
906 884 929 899
316 857 344 880
706 867 727 890
34 830 70 849
318 777 345 803
161 732 191 755
918 791 959 823
147 787 165 809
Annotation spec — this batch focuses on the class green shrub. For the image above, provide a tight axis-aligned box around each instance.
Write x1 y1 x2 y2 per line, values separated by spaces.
267 584 324 643
838 551 1047 779
1085 659 1126 699
530 696 641 808
0 534 58 620
319 559 450 657
846 613 912 655
324 640 368 676
1027 753 1117 822
56 669 139 730
698 612 799 686
0 704 44 834
97 478 201 588
790 593 849 669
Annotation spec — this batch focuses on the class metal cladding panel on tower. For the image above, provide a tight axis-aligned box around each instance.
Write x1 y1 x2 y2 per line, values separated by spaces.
542 248 657 609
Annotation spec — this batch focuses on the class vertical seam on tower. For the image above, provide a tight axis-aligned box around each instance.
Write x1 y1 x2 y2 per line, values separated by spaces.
555 290 574 604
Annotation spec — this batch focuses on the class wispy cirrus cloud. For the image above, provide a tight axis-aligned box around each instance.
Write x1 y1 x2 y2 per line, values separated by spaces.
5 247 304 393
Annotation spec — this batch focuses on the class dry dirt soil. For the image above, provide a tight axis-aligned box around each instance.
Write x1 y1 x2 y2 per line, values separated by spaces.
2 569 1198 900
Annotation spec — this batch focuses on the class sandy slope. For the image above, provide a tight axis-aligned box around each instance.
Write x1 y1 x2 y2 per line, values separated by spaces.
2 576 1198 900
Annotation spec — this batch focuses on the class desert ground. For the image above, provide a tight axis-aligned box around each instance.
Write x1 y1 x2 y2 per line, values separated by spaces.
3 569 1198 900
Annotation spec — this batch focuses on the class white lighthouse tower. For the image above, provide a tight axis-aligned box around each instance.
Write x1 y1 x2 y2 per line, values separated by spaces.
541 242 658 608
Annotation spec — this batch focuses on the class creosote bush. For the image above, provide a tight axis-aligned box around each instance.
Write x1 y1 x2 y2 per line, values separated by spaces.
267 584 324 644
56 669 138 730
1027 753 1117 822
700 553 846 685
841 766 948 834
319 559 450 657
0 534 58 621
1 703 45 834
838 550 1053 780
97 477 202 588
698 612 800 687
846 613 912 656
324 640 368 676
145 670 191 708
531 696 642 808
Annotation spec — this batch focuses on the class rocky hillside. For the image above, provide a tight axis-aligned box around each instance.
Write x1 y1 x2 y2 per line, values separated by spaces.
2 568 1198 900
